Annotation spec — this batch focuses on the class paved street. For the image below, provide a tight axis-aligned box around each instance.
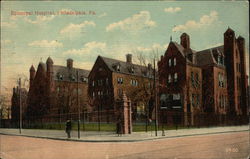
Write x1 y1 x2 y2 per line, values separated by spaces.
0 131 249 159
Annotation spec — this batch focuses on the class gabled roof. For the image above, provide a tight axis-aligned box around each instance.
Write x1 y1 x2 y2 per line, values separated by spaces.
53 65 90 82
196 45 224 66
99 56 154 78
168 42 197 64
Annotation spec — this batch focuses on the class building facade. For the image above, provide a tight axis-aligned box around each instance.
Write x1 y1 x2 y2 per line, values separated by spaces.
26 57 90 122
158 28 248 125
88 54 155 122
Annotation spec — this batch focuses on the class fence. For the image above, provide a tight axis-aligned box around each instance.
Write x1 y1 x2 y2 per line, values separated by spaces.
2 111 249 132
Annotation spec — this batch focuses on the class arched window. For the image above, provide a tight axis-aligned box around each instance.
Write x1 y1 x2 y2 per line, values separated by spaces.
174 58 176 66
174 73 178 82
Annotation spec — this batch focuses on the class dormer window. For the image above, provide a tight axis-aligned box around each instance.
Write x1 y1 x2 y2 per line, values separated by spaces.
117 64 121 72
81 76 88 82
131 67 134 73
218 55 221 64
129 66 134 73
70 75 76 81
57 73 64 80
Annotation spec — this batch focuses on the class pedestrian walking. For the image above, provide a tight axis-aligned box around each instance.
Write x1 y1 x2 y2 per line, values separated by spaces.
65 120 72 138
116 119 122 136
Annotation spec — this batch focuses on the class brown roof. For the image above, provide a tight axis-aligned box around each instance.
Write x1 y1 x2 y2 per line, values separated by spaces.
196 45 224 66
99 56 154 78
53 65 90 82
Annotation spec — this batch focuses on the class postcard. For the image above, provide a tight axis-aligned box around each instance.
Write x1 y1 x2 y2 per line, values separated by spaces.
0 1 249 159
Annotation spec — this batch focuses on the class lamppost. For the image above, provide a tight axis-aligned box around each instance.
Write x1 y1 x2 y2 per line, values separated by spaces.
153 58 158 136
77 70 80 139
18 78 22 134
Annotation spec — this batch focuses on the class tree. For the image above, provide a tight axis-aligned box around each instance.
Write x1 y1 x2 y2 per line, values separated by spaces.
0 94 9 119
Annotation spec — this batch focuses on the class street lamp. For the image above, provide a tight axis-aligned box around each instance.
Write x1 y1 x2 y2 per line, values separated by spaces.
18 78 22 134
77 70 80 139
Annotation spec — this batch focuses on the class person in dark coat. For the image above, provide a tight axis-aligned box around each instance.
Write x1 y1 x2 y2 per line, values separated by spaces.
65 120 72 138
116 119 122 136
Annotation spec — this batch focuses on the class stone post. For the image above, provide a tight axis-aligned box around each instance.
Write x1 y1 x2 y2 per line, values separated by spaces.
116 93 132 134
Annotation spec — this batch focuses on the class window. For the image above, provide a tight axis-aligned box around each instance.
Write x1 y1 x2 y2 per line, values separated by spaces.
81 76 88 83
57 74 63 80
92 92 95 98
168 74 172 83
92 81 95 87
173 93 180 100
191 72 195 87
117 77 123 84
191 94 195 106
174 73 178 82
168 58 172 67
117 65 121 72
130 67 134 73
70 75 76 81
196 94 200 106
118 89 123 96
98 79 103 86
174 58 176 66
221 75 224 87
218 55 221 64
195 73 199 87
218 73 222 87
131 79 138 86
57 87 60 93
219 73 225 87
106 78 109 85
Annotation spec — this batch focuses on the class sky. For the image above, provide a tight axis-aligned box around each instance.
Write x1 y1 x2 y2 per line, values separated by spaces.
1 1 249 98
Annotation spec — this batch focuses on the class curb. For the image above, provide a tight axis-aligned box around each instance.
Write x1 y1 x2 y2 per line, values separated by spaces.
0 129 249 143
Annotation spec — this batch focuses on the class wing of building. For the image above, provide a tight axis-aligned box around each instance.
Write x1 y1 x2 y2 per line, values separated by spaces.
158 28 248 125
88 54 156 122
26 58 90 121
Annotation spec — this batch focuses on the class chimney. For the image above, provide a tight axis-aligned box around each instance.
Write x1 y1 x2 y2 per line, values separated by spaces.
148 63 152 70
67 58 73 69
126 54 132 64
180 33 190 49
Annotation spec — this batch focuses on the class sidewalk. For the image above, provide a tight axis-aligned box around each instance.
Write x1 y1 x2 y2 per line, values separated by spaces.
0 125 249 142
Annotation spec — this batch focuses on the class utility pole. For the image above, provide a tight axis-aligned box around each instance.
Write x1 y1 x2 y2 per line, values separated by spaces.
19 78 22 134
77 70 80 139
153 58 158 136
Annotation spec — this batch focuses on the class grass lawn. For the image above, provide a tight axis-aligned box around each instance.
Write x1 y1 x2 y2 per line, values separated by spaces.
24 122 194 132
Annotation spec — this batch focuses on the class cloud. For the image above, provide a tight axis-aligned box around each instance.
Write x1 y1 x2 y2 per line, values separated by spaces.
173 11 219 32
28 40 63 48
63 41 106 55
24 15 55 24
60 21 96 35
98 12 107 18
134 43 169 53
164 7 181 13
106 11 156 32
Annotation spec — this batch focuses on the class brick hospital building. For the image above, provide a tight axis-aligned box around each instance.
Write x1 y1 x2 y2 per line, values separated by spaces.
158 28 248 125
